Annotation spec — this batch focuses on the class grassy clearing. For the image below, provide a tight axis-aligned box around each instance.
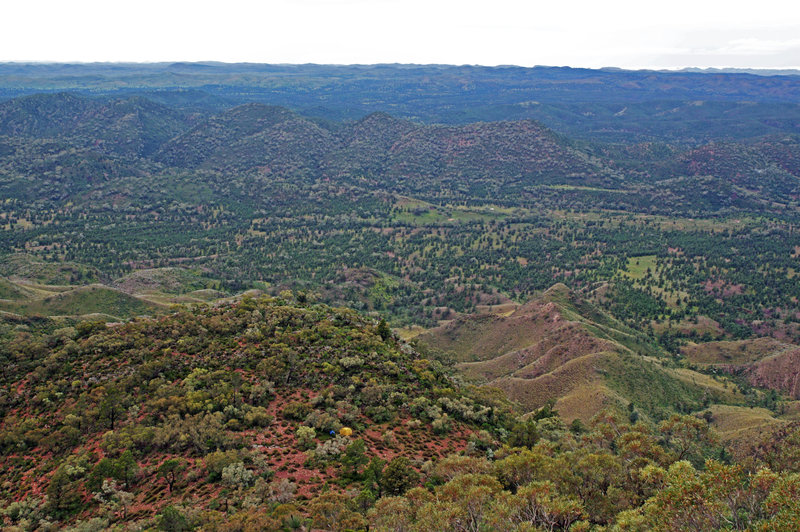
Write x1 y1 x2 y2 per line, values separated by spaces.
602 352 724 420
652 315 723 337
623 255 658 280
546 209 763 234
620 255 689 308
554 383 627 422
0 278 36 300
474 302 519 316
496 352 609 415
544 184 627 193
646 215 759 232
112 267 213 295
670 368 741 402
0 253 100 284
391 196 514 225
395 325 427 341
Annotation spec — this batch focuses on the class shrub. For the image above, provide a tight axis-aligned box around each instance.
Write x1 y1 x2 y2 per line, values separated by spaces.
244 406 273 428
313 436 351 461
381 457 420 496
205 450 243 481
295 426 316 451
282 401 312 421
431 414 452 435
158 506 189 532
305 411 342 433
221 462 255 489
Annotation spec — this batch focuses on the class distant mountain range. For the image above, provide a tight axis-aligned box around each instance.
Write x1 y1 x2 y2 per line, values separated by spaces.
674 67 800 76
1 63 799 143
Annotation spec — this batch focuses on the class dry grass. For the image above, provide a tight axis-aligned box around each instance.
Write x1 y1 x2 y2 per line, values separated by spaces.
395 325 428 341
670 368 740 402
652 315 723 336
420 285 608 364
707 404 787 446
0 284 165 318
682 339 800 399
474 302 519 315
778 401 800 420
492 351 609 413
555 383 626 423
457 321 615 381
682 337 790 366
420 284 747 420
745 347 800 399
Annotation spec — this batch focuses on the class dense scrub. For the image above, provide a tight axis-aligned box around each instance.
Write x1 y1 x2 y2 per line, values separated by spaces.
0 298 799 530
0 297 514 529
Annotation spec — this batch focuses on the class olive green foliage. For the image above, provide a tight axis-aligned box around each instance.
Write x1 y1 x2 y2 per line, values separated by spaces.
0 297 514 528
366 413 800 531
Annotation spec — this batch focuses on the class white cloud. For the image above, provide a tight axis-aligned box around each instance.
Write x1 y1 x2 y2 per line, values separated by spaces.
1 0 798 68
713 38 800 56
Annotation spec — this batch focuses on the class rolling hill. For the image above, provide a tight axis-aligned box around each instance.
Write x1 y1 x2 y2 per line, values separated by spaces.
418 284 744 421
154 102 618 191
0 283 165 319
2 63 800 528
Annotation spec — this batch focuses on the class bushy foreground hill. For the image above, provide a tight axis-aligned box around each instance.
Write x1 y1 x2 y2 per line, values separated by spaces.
2 295 800 530
0 295 515 528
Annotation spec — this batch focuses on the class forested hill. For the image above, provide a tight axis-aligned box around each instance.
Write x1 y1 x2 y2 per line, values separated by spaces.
2 92 799 202
0 294 519 529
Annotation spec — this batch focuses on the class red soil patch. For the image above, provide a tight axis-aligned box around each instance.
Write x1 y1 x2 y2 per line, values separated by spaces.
704 278 744 298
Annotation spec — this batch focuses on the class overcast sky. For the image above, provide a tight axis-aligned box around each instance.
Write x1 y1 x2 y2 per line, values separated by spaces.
3 0 799 69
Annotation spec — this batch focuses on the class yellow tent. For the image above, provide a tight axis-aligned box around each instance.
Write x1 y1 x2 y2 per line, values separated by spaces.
340 427 353 437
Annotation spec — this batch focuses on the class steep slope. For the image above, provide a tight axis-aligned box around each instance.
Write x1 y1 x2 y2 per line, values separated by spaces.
419 284 732 421
683 338 800 399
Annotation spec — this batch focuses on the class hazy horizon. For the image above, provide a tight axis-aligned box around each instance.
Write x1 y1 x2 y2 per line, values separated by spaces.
1 61 798 75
